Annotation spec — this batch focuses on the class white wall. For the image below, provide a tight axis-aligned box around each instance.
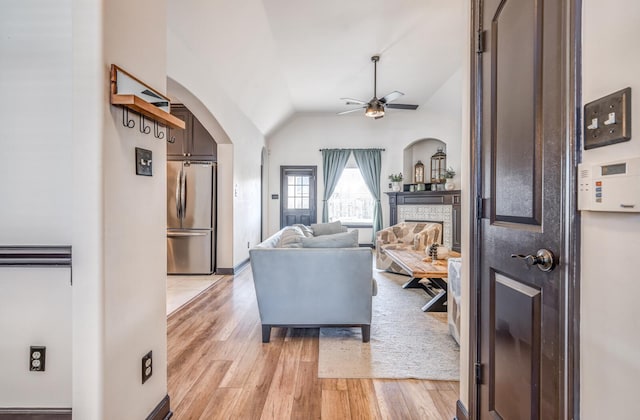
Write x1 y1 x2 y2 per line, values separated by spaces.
580 1 640 418
459 0 472 409
101 1 169 419
0 0 73 409
266 68 463 237
72 0 104 416
0 269 72 407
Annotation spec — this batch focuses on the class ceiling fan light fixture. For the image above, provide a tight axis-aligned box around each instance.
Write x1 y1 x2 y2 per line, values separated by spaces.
365 102 384 118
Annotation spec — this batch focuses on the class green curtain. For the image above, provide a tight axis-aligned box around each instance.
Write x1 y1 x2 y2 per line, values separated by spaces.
322 149 352 222
352 149 383 242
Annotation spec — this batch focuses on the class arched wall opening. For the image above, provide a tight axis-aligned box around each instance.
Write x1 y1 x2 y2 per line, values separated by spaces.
166 77 235 270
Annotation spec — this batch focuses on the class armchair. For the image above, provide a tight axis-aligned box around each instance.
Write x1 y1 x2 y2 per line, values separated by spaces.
375 222 442 274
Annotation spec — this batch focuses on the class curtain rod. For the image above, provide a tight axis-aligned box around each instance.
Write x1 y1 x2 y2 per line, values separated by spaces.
318 148 385 152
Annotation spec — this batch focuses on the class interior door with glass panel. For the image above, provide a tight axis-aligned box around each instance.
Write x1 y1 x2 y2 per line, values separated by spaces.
280 166 317 228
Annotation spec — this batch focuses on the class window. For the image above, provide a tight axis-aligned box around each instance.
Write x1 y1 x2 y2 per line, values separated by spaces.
328 159 374 225
286 175 310 209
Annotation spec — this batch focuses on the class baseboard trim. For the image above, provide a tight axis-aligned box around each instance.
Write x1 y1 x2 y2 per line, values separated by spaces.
216 258 250 275
233 258 250 273
0 408 71 420
455 400 469 420
146 394 172 420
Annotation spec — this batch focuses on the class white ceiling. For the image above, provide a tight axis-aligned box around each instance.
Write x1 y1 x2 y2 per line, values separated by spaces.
167 0 466 135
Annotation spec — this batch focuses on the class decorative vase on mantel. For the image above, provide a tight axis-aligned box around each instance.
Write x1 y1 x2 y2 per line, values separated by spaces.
442 167 456 191
391 181 402 192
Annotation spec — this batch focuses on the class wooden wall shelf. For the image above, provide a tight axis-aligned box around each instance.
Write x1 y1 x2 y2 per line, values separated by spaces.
110 65 185 130
110 93 185 129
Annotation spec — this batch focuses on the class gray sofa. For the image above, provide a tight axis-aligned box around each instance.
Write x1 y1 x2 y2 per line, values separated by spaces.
249 224 376 343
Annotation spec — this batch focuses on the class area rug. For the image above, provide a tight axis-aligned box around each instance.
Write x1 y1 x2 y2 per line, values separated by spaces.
318 269 460 380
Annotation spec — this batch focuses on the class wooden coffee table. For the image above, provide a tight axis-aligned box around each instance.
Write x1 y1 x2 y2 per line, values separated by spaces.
382 248 461 312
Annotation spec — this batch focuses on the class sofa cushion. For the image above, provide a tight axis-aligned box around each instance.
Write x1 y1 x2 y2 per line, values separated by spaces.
301 229 358 248
310 221 345 236
278 226 306 248
293 224 314 238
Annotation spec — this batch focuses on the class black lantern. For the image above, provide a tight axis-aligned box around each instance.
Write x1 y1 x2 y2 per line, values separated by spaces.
414 160 425 184
430 148 447 183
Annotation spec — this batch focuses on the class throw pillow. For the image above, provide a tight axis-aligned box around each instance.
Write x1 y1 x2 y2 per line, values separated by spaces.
292 224 314 238
310 221 344 236
278 226 305 248
301 229 358 248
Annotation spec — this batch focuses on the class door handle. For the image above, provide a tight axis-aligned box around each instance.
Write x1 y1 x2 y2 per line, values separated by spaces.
511 249 556 272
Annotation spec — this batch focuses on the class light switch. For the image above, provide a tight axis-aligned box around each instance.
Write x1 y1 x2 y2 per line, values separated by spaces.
135 148 153 176
583 87 631 149
604 112 616 126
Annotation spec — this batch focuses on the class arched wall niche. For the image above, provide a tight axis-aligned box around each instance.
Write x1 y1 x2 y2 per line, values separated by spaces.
402 138 447 184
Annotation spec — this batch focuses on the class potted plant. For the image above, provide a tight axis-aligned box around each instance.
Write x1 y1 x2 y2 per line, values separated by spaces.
388 173 403 192
442 167 456 190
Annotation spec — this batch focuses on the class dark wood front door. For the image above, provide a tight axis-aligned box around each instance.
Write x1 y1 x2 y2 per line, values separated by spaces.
280 166 317 228
473 0 578 418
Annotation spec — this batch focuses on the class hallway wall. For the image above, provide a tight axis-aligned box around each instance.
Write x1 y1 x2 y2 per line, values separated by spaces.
0 0 73 409
580 1 640 417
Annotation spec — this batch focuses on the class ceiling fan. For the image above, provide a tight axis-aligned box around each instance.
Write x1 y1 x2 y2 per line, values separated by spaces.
338 55 419 119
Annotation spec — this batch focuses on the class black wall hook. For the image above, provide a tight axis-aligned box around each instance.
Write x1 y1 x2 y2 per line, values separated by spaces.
122 107 135 128
139 114 151 134
153 121 165 139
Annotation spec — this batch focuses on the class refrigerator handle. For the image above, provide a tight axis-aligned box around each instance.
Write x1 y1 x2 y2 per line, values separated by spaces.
181 168 187 221
175 167 182 220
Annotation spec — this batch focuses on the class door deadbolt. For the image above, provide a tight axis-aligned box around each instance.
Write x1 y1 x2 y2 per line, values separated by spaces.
511 249 556 272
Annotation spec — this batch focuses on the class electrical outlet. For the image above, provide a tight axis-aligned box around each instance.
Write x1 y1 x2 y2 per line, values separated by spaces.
141 351 153 384
30 346 46 372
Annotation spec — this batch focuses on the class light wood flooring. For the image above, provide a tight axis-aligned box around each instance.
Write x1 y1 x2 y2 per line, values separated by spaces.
167 267 459 419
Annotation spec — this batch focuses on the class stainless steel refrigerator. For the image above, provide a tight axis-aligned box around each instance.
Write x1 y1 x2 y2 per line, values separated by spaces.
167 161 216 274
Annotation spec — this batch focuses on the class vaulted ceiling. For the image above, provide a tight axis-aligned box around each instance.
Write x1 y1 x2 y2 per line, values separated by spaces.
167 0 466 136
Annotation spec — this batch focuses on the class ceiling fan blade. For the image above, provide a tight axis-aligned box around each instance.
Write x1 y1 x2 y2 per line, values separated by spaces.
374 115 384 120
385 103 419 110
337 107 366 115
379 91 404 104
340 97 367 105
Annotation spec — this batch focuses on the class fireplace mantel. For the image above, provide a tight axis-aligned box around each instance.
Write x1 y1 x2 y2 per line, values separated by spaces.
386 190 461 252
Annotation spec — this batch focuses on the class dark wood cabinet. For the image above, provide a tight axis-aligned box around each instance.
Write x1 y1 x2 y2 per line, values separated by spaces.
167 104 217 160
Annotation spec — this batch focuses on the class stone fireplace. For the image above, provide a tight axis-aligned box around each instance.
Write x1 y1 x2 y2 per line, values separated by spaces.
398 205 453 250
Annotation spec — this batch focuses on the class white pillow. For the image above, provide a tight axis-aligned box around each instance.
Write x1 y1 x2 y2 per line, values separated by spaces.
278 226 306 248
